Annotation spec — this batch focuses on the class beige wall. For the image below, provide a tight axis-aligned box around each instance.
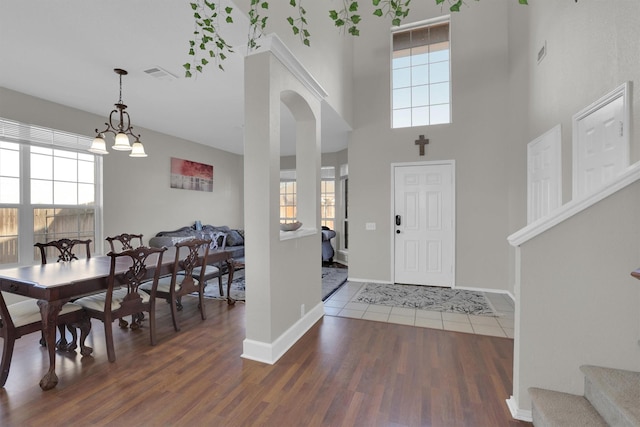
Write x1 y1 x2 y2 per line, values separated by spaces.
348 2 511 291
515 179 640 411
518 0 640 206
506 4 531 295
0 87 244 254
243 49 322 360
236 0 354 128
506 0 640 414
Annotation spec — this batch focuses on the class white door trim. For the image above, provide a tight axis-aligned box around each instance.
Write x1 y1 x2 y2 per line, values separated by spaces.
572 81 631 199
390 160 456 286
527 124 562 224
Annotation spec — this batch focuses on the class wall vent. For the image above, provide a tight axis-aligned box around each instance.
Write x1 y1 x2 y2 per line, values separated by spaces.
537 41 547 64
143 66 178 81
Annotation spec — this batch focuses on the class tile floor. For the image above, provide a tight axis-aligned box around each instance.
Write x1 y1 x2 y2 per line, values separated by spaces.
323 281 515 338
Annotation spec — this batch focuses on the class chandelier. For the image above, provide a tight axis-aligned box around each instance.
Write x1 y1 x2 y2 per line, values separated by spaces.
89 68 147 157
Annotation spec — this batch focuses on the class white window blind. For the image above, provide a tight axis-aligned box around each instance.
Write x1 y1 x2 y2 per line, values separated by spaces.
0 118 93 151
392 17 451 128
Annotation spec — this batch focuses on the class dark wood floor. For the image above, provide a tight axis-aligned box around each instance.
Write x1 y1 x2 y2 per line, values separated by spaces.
0 297 532 426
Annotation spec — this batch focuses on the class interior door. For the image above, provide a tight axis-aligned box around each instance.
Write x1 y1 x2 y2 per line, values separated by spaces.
527 125 562 223
393 162 454 287
573 83 629 199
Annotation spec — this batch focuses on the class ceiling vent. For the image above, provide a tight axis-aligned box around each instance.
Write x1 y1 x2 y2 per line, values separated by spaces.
143 66 178 81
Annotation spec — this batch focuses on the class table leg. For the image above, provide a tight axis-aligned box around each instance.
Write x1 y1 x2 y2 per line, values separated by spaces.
37 299 63 390
226 259 236 305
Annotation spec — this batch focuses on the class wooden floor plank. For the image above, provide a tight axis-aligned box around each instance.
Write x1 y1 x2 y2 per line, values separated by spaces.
0 297 531 426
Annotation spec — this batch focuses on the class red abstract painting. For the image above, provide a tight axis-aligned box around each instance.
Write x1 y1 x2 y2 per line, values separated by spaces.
170 157 213 192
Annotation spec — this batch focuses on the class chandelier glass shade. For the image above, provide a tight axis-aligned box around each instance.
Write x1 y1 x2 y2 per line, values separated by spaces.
89 68 147 157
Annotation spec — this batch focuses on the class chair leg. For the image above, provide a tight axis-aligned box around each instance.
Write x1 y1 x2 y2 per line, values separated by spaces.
170 295 180 332
62 324 78 352
104 321 116 363
131 312 144 329
199 286 207 321
0 334 16 387
148 308 156 346
76 317 93 356
218 273 223 296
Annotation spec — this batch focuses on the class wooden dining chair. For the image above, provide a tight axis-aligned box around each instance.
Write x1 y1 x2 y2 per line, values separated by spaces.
34 238 92 265
34 238 92 349
106 233 144 252
0 292 91 387
105 234 146 329
141 238 211 332
73 246 167 363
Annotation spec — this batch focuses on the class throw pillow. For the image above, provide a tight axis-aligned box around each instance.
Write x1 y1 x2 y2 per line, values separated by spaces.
226 229 244 246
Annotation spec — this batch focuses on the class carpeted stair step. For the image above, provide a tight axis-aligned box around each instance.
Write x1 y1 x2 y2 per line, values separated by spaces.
529 387 607 427
581 365 640 427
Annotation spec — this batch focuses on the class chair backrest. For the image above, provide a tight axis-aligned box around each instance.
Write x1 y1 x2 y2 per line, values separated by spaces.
34 238 92 265
209 231 227 250
106 233 144 252
105 246 167 318
0 291 16 333
172 238 211 294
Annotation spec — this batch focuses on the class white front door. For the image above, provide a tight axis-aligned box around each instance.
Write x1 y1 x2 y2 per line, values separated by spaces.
527 125 562 223
573 82 630 199
393 162 454 287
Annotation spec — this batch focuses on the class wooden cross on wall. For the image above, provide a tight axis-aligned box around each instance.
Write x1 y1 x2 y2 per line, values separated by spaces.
415 135 429 156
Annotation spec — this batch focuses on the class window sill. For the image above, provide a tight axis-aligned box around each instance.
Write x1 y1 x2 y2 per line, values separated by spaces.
279 227 317 241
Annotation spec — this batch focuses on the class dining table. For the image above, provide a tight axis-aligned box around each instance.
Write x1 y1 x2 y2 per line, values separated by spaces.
0 247 235 390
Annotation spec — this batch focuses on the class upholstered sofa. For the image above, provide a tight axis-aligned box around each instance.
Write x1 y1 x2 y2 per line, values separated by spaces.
148 224 245 260
149 224 333 263
321 226 336 263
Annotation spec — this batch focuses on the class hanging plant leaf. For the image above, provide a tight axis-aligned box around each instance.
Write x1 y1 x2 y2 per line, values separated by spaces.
184 0 236 77
184 0 528 76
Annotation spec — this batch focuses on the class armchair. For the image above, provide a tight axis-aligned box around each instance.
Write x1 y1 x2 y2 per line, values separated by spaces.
321 226 336 263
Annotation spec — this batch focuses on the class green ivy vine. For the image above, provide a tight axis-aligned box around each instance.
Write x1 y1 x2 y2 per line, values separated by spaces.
184 1 235 76
329 0 411 37
247 0 269 50
287 0 311 47
184 0 527 77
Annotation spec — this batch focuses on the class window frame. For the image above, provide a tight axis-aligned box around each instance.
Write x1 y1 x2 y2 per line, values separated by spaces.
279 170 298 224
390 15 451 129
320 167 336 230
0 118 103 267
279 167 336 230
340 164 348 251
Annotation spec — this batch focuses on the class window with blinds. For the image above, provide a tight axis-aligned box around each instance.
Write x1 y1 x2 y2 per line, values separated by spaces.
0 118 99 266
392 18 451 128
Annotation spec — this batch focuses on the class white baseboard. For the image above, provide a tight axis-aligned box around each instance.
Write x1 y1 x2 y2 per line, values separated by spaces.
506 396 533 422
456 285 515 301
336 250 348 265
241 301 324 364
347 277 392 284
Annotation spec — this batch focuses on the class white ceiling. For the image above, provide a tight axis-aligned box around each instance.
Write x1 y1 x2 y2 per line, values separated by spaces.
0 0 349 156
